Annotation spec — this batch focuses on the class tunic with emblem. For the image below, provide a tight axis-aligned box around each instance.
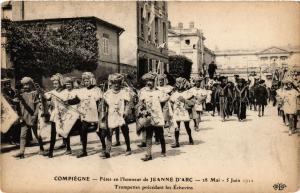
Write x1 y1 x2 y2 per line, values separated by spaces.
104 89 131 129
76 86 103 123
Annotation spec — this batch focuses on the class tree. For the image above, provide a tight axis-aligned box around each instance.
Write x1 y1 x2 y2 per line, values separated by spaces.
168 55 192 82
3 19 99 83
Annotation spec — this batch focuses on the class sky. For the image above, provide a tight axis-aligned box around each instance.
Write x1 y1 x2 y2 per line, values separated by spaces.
168 1 300 51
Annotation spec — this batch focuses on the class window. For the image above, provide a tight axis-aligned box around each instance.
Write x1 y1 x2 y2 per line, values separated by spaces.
155 17 159 44
185 39 190 45
147 12 151 41
141 8 145 38
162 2 166 11
163 22 166 43
102 33 109 55
280 56 287 60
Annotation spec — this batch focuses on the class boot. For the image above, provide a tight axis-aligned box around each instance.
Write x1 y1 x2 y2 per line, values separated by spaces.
77 151 87 158
102 152 110 159
189 137 194 145
43 151 53 158
171 131 180 148
64 149 72 155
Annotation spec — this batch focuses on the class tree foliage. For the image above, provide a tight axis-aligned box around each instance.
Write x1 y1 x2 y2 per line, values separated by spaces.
168 55 193 81
3 19 99 82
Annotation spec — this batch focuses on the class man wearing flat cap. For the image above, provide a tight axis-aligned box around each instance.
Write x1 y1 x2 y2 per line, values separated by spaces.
137 72 169 161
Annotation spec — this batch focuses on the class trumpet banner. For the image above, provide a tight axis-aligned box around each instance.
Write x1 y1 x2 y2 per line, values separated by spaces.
53 102 80 138
1 95 18 133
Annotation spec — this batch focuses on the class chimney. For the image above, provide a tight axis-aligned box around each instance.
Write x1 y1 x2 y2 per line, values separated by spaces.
178 22 183 29
189 22 194 29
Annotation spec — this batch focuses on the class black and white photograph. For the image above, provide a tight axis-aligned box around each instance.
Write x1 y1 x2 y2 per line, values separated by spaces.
0 1 300 193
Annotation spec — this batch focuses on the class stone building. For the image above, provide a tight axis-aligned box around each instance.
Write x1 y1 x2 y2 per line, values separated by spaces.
168 22 207 77
215 46 300 81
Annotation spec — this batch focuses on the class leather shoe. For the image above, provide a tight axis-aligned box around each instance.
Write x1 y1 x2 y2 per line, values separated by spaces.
14 153 24 159
77 152 87 158
141 155 152 161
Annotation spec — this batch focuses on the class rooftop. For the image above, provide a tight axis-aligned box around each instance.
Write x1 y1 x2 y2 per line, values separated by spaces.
10 16 125 35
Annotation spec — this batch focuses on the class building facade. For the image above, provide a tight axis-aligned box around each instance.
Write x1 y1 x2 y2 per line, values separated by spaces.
137 1 169 79
2 1 169 81
168 22 206 77
215 46 300 80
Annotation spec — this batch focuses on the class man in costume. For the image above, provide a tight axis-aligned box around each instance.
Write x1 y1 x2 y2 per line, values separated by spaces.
189 76 207 131
13 77 44 159
137 72 169 161
281 78 299 135
170 77 194 148
43 73 69 158
156 74 174 137
102 73 132 158
76 72 103 158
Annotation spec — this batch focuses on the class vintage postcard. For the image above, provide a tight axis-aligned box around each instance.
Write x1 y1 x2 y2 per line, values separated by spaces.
1 1 299 193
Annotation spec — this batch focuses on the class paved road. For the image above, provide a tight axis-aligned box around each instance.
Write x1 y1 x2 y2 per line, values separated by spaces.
1 106 299 193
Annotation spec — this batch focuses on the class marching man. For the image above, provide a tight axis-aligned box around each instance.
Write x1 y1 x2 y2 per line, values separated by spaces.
102 73 132 159
59 77 80 155
281 78 300 135
189 76 207 131
156 74 174 137
43 73 71 158
170 77 194 148
137 72 169 161
13 77 45 159
76 72 103 158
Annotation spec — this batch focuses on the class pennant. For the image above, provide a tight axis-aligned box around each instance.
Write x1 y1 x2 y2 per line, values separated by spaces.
1 95 18 133
50 97 80 138
142 2 148 18
147 3 155 36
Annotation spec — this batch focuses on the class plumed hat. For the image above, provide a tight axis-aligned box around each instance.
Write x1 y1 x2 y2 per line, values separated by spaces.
82 72 96 86
175 77 189 90
20 77 34 84
108 73 124 84
64 77 74 84
50 73 65 86
141 72 157 81
157 74 167 80
282 77 293 84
